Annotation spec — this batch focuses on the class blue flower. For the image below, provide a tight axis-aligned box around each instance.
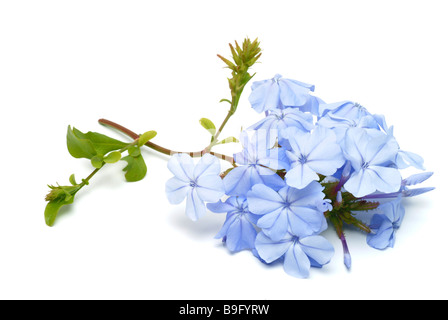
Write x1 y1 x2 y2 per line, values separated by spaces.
207 196 259 252
223 130 288 196
247 181 328 241
248 74 318 113
343 128 402 198
248 107 314 148
284 126 345 189
255 231 334 278
165 153 225 221
367 197 405 250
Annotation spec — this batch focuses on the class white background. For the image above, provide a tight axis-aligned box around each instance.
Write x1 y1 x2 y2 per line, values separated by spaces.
0 0 446 300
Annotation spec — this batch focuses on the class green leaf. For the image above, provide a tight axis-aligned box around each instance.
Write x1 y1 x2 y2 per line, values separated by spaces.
67 126 97 159
138 130 157 147
104 151 122 164
44 196 74 227
69 174 78 186
122 154 147 182
199 118 216 136
128 146 141 157
217 136 239 145
219 99 232 105
67 126 127 160
91 155 104 169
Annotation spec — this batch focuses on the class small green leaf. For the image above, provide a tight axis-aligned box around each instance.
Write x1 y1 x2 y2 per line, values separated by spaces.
44 197 74 227
69 174 78 186
104 151 122 164
128 146 141 157
199 118 216 136
219 99 232 105
67 126 127 160
217 136 239 145
138 130 157 147
91 155 104 169
122 154 147 182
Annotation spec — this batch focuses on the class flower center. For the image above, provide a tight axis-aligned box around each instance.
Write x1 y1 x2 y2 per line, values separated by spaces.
361 161 370 169
189 181 197 188
298 154 308 164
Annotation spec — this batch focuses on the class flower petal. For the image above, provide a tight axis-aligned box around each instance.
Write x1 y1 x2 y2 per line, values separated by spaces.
247 184 284 215
283 243 310 278
194 153 221 179
255 232 292 263
167 153 194 182
196 175 225 202
299 235 335 267
185 188 207 221
165 177 189 204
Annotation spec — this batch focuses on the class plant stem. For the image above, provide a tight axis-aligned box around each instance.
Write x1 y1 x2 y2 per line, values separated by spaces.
98 118 236 166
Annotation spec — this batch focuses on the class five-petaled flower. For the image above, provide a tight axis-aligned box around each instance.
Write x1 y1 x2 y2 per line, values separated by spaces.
249 74 320 114
247 181 328 241
165 153 225 221
342 128 402 198
367 197 405 250
255 231 335 278
207 196 259 252
285 125 345 190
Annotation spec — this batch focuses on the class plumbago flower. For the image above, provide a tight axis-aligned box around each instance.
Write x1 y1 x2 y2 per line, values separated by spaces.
165 153 225 221
285 125 346 189
207 196 259 252
45 39 434 279
249 74 323 114
255 231 334 279
222 130 287 196
248 107 314 148
367 197 405 250
247 181 328 241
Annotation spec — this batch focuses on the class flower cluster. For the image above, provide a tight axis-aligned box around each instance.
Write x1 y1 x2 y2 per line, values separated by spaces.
165 74 434 278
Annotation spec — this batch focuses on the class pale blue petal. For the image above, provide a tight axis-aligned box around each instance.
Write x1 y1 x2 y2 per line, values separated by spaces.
185 188 207 221
194 153 221 178
367 218 394 250
259 208 290 241
344 169 376 198
288 207 325 237
285 163 319 190
403 187 435 197
367 166 402 194
167 153 194 182
343 128 369 171
223 166 251 196
196 175 225 202
396 150 425 170
225 217 258 252
278 79 312 107
255 165 287 191
299 235 335 267
365 135 399 166
283 243 310 278
247 184 284 215
165 177 189 204
403 172 433 186
249 80 281 113
256 207 285 229
319 101 352 117
207 199 236 214
215 213 238 239
255 232 292 263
